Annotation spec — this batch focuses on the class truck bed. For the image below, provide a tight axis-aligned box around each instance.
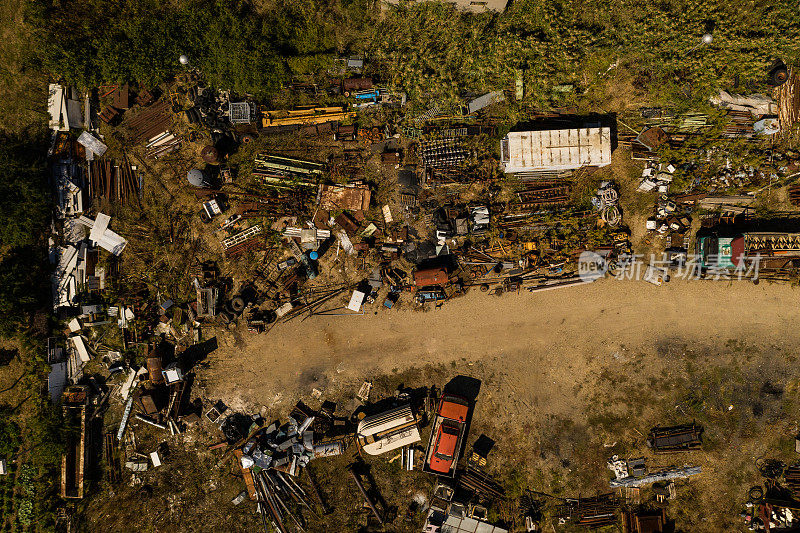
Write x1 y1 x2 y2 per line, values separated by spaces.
422 413 466 478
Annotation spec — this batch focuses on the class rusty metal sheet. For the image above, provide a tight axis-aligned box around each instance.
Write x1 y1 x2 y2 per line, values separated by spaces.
414 267 448 286
319 184 370 211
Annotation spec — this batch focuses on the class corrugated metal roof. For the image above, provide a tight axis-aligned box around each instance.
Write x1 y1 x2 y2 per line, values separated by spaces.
467 91 505 115
501 127 611 173
48 362 67 403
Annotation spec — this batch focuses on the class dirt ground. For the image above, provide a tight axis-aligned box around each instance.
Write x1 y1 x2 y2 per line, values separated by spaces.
174 277 800 532
202 277 800 411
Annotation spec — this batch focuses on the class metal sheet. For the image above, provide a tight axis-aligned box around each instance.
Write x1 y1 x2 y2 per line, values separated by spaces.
72 336 90 363
347 290 365 312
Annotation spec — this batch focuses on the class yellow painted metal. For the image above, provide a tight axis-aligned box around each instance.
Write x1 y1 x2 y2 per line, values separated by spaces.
260 106 356 128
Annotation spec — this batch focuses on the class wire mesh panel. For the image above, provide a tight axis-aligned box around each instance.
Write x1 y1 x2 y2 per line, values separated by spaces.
229 102 252 124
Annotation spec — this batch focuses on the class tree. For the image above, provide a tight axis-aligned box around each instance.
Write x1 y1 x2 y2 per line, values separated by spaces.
0 406 21 458
0 248 48 337
0 130 49 250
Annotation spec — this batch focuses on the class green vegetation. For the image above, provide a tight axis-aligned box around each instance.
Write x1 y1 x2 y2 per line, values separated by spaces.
0 126 63 532
0 131 50 337
377 0 800 106
0 407 21 458
0 132 49 250
21 0 800 107
25 0 373 98
0 0 797 531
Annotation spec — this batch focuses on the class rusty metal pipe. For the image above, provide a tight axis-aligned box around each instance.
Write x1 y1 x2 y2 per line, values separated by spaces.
347 466 384 525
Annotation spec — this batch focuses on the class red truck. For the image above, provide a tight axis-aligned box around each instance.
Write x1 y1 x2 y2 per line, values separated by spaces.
423 393 469 477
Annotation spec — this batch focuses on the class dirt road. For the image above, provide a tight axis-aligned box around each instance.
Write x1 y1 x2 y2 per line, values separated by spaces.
188 277 800 532
202 278 800 415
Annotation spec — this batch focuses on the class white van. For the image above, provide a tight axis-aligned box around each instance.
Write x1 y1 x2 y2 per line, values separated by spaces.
357 404 421 455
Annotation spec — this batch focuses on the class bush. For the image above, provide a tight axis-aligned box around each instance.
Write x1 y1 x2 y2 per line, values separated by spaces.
25 0 373 97
0 407 21 459
0 130 49 249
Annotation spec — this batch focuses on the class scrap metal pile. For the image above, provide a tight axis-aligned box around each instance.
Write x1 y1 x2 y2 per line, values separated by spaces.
238 413 346 476
39 57 760 532
741 458 800 531
47 64 643 339
628 66 800 278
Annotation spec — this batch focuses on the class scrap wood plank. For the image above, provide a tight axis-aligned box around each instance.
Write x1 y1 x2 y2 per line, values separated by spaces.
104 433 121 483
458 465 506 499
775 68 800 135
233 449 258 500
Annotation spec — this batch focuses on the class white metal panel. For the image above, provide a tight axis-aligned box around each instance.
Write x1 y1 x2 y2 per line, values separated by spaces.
89 213 111 243
48 84 66 130
86 212 127 256
98 229 127 255
347 290 365 312
77 131 107 157
337 231 355 255
57 246 79 291
358 405 416 434
68 276 77 304
474 522 495 533
72 336 90 363
461 518 480 532
361 426 421 455
567 129 580 167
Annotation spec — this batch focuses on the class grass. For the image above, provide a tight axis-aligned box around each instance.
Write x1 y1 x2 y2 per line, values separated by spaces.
69 335 800 532
0 0 45 134
0 2 797 532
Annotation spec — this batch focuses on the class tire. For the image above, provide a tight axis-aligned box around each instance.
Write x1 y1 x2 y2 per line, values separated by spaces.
240 134 254 144
229 296 245 313
770 67 789 86
748 486 764 501
218 310 232 324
